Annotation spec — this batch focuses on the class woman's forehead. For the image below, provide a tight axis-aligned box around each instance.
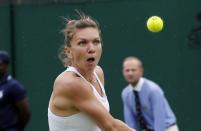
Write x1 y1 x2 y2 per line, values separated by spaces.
74 28 100 39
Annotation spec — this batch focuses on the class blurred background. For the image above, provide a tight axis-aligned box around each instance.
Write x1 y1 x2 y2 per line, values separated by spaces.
0 0 201 130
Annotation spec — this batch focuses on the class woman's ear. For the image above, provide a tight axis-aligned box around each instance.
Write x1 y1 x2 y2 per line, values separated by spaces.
64 47 72 59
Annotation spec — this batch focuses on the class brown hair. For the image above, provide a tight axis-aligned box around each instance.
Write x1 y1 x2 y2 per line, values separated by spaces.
58 12 102 67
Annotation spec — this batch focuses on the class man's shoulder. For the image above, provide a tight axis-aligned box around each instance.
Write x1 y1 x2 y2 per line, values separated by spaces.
143 78 163 93
3 78 27 98
143 78 158 86
121 85 132 95
6 78 24 88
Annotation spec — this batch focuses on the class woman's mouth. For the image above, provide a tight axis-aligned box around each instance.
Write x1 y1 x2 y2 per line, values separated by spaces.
87 57 95 63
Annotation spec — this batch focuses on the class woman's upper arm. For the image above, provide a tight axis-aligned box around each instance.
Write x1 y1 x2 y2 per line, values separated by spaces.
64 79 113 129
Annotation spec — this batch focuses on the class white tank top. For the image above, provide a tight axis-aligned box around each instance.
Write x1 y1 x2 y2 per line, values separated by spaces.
48 66 110 131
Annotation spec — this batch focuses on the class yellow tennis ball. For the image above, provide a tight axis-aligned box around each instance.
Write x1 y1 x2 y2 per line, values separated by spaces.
146 16 163 32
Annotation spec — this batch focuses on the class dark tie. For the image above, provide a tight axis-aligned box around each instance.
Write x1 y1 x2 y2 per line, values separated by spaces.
133 90 153 131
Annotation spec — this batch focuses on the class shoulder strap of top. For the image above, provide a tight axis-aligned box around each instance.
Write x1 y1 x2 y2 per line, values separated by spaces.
93 72 106 95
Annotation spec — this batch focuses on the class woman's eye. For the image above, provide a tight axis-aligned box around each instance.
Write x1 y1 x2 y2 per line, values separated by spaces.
78 41 86 46
94 40 101 45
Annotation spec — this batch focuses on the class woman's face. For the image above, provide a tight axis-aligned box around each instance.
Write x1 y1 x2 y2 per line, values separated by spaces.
67 27 102 70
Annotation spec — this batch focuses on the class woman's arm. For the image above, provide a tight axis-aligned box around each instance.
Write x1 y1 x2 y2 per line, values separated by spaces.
65 79 134 131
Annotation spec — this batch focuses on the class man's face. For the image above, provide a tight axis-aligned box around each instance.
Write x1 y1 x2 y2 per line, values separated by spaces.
0 63 8 77
123 59 143 85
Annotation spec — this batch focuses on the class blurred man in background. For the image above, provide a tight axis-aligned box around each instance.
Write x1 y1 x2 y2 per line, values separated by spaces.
0 50 31 131
121 56 179 131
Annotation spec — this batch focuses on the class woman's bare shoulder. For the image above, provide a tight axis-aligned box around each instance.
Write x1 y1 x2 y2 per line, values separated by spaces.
95 65 104 84
53 71 92 98
95 65 104 75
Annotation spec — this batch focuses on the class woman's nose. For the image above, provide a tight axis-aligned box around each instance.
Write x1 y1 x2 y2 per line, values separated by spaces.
87 43 95 53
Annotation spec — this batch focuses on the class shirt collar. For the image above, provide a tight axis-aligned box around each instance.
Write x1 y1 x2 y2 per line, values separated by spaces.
130 77 144 92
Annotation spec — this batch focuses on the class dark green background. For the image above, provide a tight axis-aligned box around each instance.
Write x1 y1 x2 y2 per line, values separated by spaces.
0 0 201 130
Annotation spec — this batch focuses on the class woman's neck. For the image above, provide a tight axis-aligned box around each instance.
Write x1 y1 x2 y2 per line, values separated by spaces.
71 65 95 82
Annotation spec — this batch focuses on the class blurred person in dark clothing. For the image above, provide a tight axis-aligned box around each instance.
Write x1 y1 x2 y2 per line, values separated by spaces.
0 50 31 131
